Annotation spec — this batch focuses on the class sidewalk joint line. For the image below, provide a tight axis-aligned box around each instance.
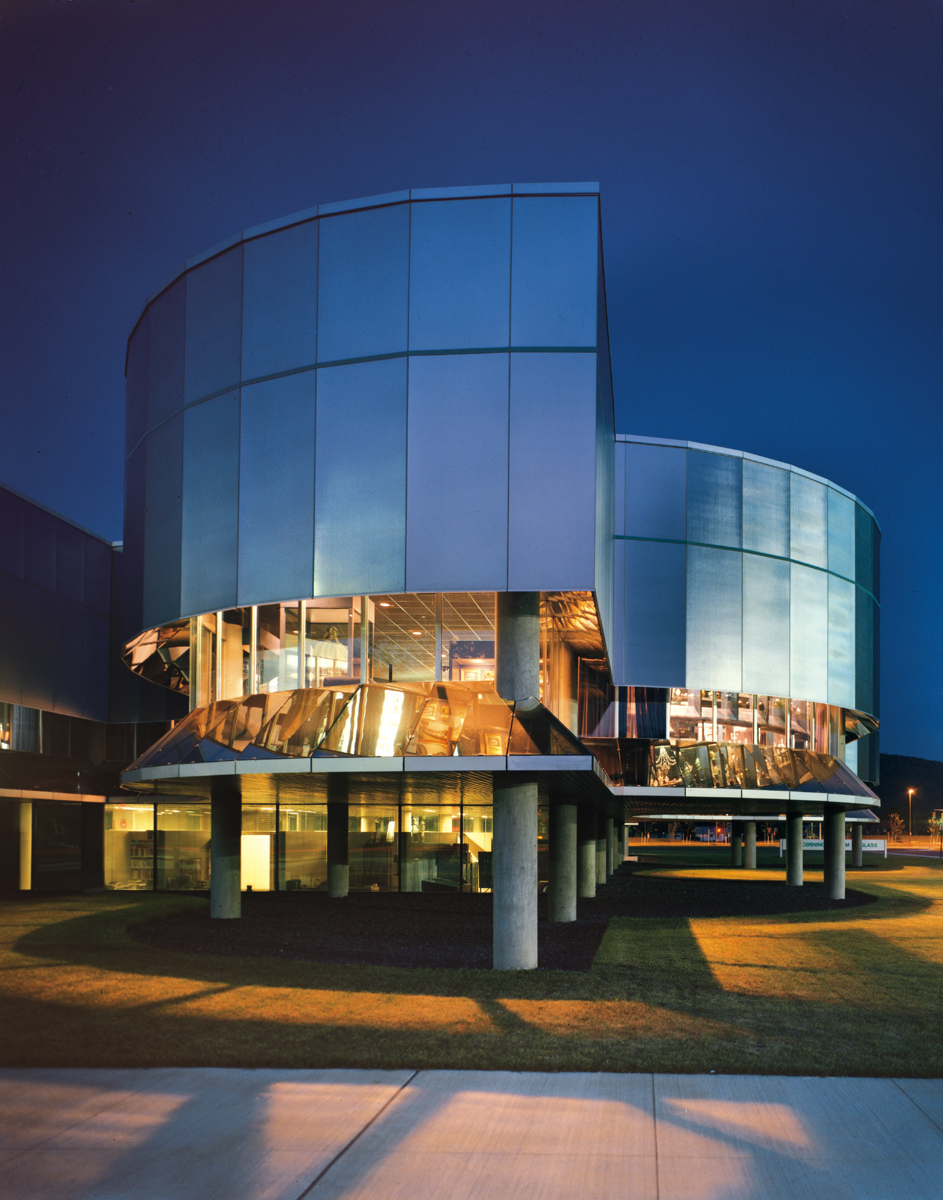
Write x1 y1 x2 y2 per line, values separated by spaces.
651 1073 661 1200
292 1069 419 1200
891 1079 943 1139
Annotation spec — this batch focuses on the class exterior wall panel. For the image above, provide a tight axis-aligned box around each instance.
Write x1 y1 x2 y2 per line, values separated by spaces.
242 221 318 380
142 415 184 631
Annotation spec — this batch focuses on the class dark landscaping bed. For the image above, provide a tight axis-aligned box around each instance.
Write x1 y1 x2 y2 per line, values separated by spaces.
132 861 876 972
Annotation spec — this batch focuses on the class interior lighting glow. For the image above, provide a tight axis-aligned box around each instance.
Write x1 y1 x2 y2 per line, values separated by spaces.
375 689 405 756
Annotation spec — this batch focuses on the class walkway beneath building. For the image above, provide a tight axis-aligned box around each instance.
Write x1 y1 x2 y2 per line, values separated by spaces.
2 1067 941 1199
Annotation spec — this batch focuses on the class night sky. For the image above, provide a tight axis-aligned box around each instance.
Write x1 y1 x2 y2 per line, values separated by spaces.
1 0 939 759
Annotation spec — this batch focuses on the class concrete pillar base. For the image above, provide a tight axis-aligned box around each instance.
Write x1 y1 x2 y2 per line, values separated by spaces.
211 781 241 919
744 820 757 870
786 812 803 887
493 780 538 970
577 807 596 899
824 809 846 900
730 821 743 868
851 824 863 868
548 802 577 923
327 783 349 899
606 818 615 878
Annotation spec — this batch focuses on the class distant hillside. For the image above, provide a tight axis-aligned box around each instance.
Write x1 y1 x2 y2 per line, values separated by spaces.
873 755 943 831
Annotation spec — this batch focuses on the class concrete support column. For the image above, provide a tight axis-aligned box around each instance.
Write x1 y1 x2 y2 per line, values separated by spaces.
210 780 241 918
548 802 577 923
744 820 757 870
493 779 538 969
595 812 607 886
81 803 105 891
495 592 540 701
327 775 349 899
19 802 32 890
852 823 863 868
577 806 596 899
786 812 803 887
824 809 846 900
606 817 616 878
730 821 743 868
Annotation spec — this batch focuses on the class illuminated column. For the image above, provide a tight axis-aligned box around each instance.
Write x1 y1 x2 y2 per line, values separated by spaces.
852 823 863 868
19 802 32 890
744 820 757 869
210 778 241 918
577 806 597 899
786 812 803 887
81 803 105 891
595 812 607 886
496 593 540 700
823 809 846 900
730 821 743 868
493 779 539 968
327 775 349 899
548 801 577 923
606 817 616 877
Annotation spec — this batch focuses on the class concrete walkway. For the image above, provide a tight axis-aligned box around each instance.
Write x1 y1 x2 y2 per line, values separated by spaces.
2 1069 942 1199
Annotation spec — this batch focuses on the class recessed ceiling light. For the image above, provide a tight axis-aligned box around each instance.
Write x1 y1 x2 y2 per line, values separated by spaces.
411 630 422 636
379 602 391 607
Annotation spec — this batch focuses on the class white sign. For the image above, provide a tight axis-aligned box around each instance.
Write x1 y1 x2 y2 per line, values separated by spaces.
779 838 886 858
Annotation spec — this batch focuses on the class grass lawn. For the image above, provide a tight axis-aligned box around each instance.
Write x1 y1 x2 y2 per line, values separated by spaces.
2 850 942 1075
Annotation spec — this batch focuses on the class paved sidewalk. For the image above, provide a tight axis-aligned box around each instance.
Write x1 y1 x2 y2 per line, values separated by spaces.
2 1068 942 1199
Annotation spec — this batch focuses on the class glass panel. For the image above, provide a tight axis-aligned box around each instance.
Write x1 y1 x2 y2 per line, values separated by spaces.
462 804 493 892
508 352 596 591
622 443 686 540
147 276 186 426
238 374 315 606
349 804 398 891
790 699 812 750
219 609 249 699
742 555 790 696
406 353 509 591
408 198 510 350
104 803 155 890
241 805 275 891
828 576 855 708
31 801 81 891
687 451 742 548
317 205 409 362
757 695 787 747
181 391 240 616
400 804 461 892
242 221 318 379
742 460 789 557
314 358 407 597
156 801 211 890
194 613 217 707
304 599 357 687
686 546 742 691
855 504 874 595
827 488 856 581
278 804 326 891
142 413 183 630
256 603 299 693
790 474 827 568
183 246 243 404
442 592 495 683
624 541 686 686
510 196 597 347
855 590 875 716
717 692 753 744
790 563 828 703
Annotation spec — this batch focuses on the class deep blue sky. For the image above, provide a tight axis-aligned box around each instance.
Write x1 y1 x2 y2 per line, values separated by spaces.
1 0 940 759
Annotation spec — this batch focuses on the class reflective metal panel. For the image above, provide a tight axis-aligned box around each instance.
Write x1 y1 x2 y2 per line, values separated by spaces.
242 221 318 379
622 541 686 686
508 353 596 591
827 488 856 581
855 504 873 595
183 246 243 404
742 460 789 557
147 277 186 427
510 197 597 347
855 589 875 716
872 523 881 602
614 442 625 536
408 198 511 350
827 575 855 708
83 537 112 616
790 563 828 702
317 205 409 362
611 538 625 684
121 444 146 638
623 443 686 540
142 414 184 629
406 354 508 591
314 358 407 596
742 555 790 696
0 488 25 578
686 546 742 691
687 451 741 548
125 316 148 456
790 473 827 568
237 374 316 605
180 391 240 616
53 522 84 603
0 573 25 703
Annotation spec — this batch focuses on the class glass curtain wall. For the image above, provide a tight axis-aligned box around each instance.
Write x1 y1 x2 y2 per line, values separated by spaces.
104 802 155 889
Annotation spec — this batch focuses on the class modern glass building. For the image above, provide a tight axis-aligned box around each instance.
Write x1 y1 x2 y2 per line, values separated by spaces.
0 184 880 967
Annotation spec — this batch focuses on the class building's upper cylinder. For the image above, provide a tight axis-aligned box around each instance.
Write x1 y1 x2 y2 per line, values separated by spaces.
122 184 613 642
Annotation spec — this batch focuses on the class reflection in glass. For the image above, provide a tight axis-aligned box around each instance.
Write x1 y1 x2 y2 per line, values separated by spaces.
278 804 326 890
827 488 856 581
349 804 398 891
742 460 789 557
104 803 155 890
687 452 742 548
156 802 210 890
790 474 827 568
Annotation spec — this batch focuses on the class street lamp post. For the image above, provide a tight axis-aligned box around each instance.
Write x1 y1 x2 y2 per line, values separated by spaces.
907 788 915 843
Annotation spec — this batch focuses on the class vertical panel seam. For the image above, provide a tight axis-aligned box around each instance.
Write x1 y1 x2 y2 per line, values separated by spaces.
404 201 412 592
506 198 514 592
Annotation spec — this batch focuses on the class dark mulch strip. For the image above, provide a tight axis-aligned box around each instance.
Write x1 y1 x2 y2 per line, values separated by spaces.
132 862 876 973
